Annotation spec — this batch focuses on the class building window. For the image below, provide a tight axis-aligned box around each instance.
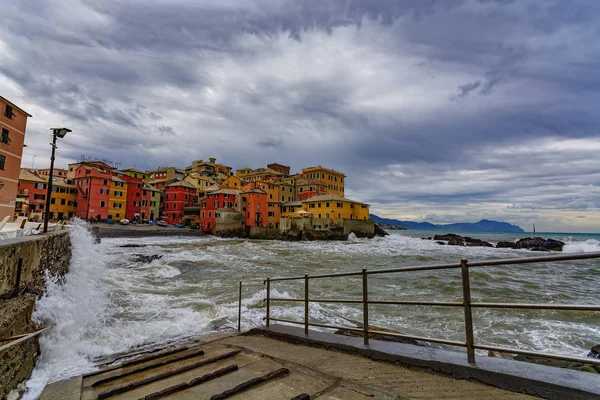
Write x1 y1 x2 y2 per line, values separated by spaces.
326 202 330 207
51 198 56 204
61 199 66 205
100 201 106 207
318 213 321 218
208 211 212 217
309 204 315 208
337 202 343 208
100 189 109 194
4 105 13 118
1 128 10 144
338 213 341 218
34 194 45 200
36 183 44 189
103 179 108 185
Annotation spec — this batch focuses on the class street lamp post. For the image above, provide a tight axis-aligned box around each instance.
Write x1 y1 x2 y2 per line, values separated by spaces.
43 128 71 233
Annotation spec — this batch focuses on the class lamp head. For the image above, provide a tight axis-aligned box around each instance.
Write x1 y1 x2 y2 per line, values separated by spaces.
50 127 72 138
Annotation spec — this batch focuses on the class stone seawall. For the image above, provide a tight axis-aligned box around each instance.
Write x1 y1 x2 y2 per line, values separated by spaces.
0 231 72 400
95 226 205 238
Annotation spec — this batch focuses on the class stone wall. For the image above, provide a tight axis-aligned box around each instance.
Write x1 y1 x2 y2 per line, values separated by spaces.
279 217 375 240
0 231 72 399
0 231 71 299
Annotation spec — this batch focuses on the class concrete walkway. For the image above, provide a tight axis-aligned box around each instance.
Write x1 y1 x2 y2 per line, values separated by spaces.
41 330 537 400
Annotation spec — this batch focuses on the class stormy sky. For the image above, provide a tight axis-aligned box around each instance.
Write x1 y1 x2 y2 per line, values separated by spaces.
1 0 599 232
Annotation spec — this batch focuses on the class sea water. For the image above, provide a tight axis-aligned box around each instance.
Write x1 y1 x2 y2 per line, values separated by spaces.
22 224 600 398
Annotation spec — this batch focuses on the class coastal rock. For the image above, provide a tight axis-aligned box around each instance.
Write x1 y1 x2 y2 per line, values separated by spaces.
432 234 493 248
133 254 162 263
515 238 565 251
488 351 514 360
374 224 389 237
588 345 600 359
496 241 517 249
120 244 147 248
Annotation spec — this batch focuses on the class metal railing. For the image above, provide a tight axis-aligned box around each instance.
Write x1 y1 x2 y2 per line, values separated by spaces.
237 251 600 366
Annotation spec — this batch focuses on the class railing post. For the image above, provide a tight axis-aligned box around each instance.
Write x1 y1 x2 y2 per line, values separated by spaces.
304 274 309 335
362 268 369 346
460 259 475 363
238 281 242 333
266 278 271 327
13 258 23 298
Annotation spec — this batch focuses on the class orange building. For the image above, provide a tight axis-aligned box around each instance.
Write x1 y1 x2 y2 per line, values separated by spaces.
16 169 47 219
0 96 31 221
241 187 268 228
301 166 345 197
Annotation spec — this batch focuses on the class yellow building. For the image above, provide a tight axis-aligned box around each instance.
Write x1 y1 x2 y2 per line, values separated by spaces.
120 168 150 182
301 166 345 197
282 195 369 220
220 175 243 190
235 168 254 178
146 184 161 221
108 176 127 221
49 178 78 220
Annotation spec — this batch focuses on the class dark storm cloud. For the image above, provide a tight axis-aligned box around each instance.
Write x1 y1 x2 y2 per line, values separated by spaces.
1 0 600 231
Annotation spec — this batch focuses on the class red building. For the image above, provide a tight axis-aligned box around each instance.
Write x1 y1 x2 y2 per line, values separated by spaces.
72 162 112 220
162 181 198 225
297 180 327 201
241 188 268 227
198 189 239 232
16 169 47 217
267 163 290 176
120 174 144 220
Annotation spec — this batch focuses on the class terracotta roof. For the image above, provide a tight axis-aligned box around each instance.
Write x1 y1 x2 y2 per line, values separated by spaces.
301 194 369 206
52 178 76 188
19 169 45 183
209 189 240 195
167 180 196 189
282 201 302 207
242 188 267 194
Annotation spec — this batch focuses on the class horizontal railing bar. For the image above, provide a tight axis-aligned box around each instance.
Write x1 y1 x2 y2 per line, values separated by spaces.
262 252 600 283
471 303 600 311
270 298 464 306
368 300 464 307
473 344 600 366
366 263 461 275
467 251 600 267
269 298 304 302
268 319 467 348
268 271 363 282
368 329 467 348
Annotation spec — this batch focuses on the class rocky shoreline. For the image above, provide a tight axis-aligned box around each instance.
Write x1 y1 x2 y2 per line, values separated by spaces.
423 233 565 251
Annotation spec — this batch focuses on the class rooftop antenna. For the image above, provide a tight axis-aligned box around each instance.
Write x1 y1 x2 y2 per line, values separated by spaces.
31 155 37 170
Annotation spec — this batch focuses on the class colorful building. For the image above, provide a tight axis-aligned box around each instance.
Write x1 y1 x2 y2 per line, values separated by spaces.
121 174 145 221
162 180 198 225
108 176 127 221
37 168 68 179
199 189 240 232
301 166 345 197
71 162 113 220
301 195 369 220
220 175 243 190
48 178 77 220
267 163 290 176
241 188 268 228
120 168 150 182
0 96 31 221
16 169 47 219
146 184 161 221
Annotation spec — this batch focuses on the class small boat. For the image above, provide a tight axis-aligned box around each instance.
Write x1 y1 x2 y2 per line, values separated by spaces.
120 219 130 225
156 220 168 227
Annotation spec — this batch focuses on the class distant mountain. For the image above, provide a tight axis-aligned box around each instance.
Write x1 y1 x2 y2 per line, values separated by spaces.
370 214 525 233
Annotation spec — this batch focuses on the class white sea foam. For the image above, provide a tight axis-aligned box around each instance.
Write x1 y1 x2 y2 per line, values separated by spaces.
563 239 600 253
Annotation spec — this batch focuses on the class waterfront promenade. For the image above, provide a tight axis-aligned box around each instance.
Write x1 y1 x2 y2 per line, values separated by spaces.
41 329 537 400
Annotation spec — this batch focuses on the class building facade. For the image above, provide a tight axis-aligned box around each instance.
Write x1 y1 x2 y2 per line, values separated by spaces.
162 181 198 225
0 96 31 221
